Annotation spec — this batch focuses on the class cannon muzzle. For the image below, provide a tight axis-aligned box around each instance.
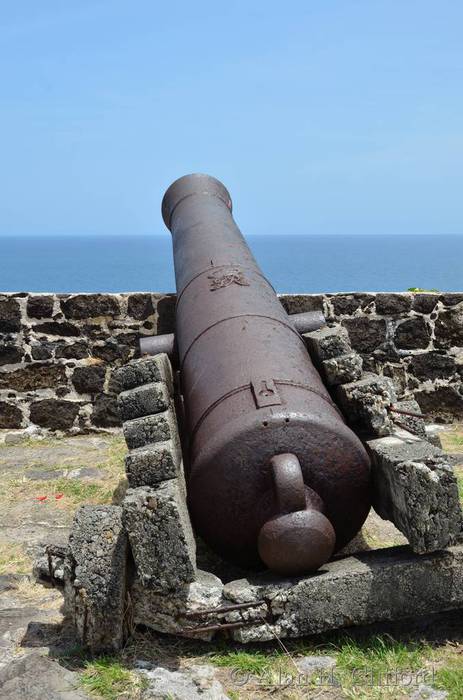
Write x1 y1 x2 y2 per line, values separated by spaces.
154 174 370 575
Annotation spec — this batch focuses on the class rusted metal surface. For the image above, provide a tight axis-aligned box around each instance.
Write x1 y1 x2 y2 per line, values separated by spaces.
159 173 371 575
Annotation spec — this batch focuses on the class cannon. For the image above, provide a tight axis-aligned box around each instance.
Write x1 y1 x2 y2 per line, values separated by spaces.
142 174 371 575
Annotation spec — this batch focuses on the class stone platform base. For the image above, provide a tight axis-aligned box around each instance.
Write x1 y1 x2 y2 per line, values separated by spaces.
33 353 463 651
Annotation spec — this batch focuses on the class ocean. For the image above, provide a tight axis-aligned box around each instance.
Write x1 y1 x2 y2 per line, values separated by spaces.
1 234 462 294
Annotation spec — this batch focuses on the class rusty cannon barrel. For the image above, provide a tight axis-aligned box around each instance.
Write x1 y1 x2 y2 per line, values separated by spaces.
151 174 371 575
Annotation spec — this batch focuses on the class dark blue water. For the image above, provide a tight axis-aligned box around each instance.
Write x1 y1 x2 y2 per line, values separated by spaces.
1 235 462 293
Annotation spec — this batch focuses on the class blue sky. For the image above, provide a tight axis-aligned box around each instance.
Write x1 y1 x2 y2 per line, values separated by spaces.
0 1 462 237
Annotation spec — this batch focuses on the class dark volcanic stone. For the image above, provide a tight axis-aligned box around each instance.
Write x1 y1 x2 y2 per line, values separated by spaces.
72 366 106 394
415 386 463 422
331 295 361 316
92 393 121 427
26 295 54 318
0 345 23 366
30 398 79 429
440 293 463 306
409 352 457 380
394 317 431 350
128 293 154 320
55 342 89 360
434 302 463 349
0 298 21 333
278 294 324 315
0 401 23 428
375 293 412 315
412 294 439 314
61 294 120 320
81 324 107 340
155 294 177 334
341 317 387 353
33 321 80 337
0 363 66 391
92 343 132 363
31 344 53 360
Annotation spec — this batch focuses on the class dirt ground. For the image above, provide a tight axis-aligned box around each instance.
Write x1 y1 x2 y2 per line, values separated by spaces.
0 427 462 699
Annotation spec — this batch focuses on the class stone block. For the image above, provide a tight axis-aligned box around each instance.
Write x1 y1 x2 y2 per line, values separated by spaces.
61 293 120 320
125 439 182 486
322 352 363 386
303 326 351 362
412 294 439 314
434 302 463 349
0 344 23 366
72 366 106 394
0 297 21 333
127 293 154 320
31 343 52 360
0 363 66 391
222 545 463 642
336 373 397 436
342 317 387 353
123 410 176 449
30 399 79 430
55 342 89 360
92 393 121 427
389 399 426 439
409 352 457 380
66 505 128 651
394 317 431 350
279 294 324 314
123 481 196 590
330 294 361 316
415 386 463 422
118 382 170 421
367 433 463 552
26 295 54 318
0 401 23 428
375 293 412 315
440 293 463 306
33 321 80 337
113 354 173 395
131 569 223 637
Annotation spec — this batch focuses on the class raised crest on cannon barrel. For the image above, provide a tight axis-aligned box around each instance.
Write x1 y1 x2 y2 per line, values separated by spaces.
141 173 372 575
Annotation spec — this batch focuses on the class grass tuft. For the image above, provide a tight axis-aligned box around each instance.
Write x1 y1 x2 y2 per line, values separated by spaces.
210 649 276 676
79 657 147 700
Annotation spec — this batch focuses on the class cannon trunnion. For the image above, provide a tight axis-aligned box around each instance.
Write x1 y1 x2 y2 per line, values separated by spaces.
146 174 371 575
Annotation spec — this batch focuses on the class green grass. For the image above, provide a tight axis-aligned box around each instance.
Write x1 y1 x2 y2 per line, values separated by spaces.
407 287 440 293
210 649 277 676
331 634 431 677
79 657 147 700
434 660 463 700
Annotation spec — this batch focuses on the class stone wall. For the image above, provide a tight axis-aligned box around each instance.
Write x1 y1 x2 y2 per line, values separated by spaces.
1 291 462 432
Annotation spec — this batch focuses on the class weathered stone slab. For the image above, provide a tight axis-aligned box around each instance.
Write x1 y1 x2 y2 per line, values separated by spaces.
336 373 397 436
117 382 170 421
221 545 463 642
125 439 182 487
131 569 223 637
322 352 363 386
123 481 196 590
113 354 173 394
138 663 230 700
65 505 128 652
367 433 462 553
303 326 351 362
123 410 176 449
